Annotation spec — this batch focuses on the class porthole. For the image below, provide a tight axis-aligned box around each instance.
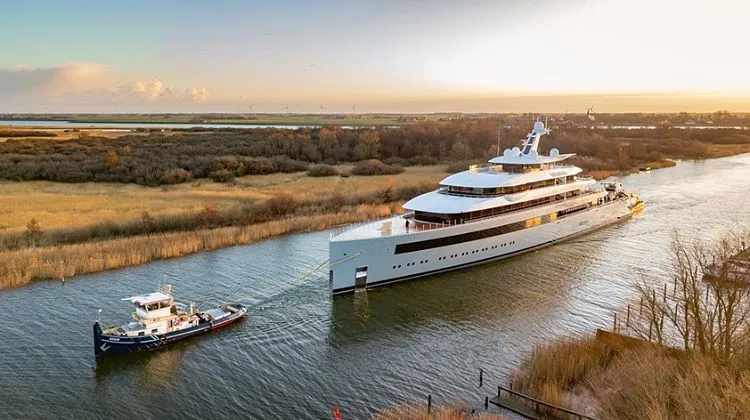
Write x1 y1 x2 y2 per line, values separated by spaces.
398 264 402 268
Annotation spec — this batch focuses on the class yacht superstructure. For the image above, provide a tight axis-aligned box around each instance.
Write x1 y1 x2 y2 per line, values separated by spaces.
329 121 642 295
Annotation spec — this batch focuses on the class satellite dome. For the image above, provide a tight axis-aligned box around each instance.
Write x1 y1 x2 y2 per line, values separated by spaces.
550 148 559 157
511 146 520 155
533 121 544 132
503 148 512 157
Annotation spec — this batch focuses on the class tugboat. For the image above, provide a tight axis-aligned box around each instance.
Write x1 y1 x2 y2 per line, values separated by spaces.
93 285 247 357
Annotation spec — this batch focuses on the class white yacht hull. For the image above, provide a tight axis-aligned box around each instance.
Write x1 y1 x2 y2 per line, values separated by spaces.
329 198 632 295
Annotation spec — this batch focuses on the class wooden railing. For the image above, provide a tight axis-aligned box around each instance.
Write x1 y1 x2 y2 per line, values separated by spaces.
496 385 599 420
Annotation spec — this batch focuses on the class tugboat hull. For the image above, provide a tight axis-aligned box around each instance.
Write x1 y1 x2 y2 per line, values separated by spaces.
94 304 247 357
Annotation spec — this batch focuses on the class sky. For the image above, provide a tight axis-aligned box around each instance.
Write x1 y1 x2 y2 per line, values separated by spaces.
1 0 749 113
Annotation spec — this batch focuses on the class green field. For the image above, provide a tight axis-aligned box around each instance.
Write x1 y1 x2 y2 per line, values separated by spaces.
62 114 424 126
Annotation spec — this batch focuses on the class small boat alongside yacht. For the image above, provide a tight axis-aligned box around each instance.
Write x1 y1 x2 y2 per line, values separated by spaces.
93 285 247 357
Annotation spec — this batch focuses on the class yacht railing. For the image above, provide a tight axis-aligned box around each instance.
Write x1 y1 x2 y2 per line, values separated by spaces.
329 212 413 238
544 163 575 169
331 189 611 239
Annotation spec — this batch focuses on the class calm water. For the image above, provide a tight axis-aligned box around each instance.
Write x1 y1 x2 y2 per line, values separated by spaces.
1 155 749 419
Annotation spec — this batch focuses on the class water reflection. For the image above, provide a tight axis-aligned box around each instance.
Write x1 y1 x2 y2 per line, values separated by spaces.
94 342 193 384
329 238 604 347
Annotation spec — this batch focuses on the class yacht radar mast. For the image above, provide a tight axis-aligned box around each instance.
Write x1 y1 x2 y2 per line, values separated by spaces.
521 119 550 155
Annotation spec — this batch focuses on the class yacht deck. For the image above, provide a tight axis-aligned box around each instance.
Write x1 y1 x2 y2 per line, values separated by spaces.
332 190 608 241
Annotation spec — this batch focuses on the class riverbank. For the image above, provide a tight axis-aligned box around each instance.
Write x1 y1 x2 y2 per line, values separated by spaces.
509 331 750 419
0 166 443 289
508 231 750 419
0 203 400 289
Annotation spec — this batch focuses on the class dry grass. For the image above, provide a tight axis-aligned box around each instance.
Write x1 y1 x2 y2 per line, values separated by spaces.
509 336 615 417
0 166 445 234
371 402 505 420
0 203 397 288
0 127 141 142
0 166 443 288
510 333 750 420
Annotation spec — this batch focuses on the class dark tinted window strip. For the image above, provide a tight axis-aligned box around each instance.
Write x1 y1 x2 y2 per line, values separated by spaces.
395 203 591 254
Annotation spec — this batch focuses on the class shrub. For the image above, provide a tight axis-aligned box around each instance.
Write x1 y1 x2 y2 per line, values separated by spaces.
445 161 473 173
163 168 192 184
197 203 220 228
307 164 339 177
210 169 234 183
265 194 298 217
408 155 439 165
271 155 309 173
351 159 404 176
384 156 410 166
104 150 119 168
23 218 44 246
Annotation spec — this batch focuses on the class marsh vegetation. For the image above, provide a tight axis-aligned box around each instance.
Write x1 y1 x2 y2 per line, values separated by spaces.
510 231 750 419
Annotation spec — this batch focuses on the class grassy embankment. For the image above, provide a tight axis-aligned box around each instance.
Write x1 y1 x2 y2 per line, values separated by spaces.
0 167 444 289
509 333 750 419
509 232 750 419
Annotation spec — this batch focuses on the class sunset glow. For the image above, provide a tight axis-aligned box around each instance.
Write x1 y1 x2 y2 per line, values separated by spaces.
1 0 748 112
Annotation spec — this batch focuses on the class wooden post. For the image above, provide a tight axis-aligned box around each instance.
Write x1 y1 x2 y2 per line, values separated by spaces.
484 396 489 409
427 395 431 413
479 368 483 387
613 312 617 332
626 304 631 328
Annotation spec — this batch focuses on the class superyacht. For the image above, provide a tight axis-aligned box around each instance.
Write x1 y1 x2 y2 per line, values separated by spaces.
329 120 643 295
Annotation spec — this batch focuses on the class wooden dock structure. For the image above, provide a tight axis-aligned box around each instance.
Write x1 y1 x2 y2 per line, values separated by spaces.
489 385 598 420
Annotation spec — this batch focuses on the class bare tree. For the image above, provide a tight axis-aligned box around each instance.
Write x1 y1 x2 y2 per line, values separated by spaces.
628 230 750 363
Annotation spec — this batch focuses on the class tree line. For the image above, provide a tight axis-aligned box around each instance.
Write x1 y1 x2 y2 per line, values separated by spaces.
1 119 747 185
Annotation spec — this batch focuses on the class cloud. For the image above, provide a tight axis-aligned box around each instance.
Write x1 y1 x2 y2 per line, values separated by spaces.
0 63 209 104
0 63 109 93
115 80 209 102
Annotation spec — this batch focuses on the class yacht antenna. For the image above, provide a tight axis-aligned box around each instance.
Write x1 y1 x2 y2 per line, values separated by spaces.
496 119 503 157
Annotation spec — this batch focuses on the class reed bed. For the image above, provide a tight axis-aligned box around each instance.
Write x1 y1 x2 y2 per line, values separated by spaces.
509 335 750 420
0 204 397 289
